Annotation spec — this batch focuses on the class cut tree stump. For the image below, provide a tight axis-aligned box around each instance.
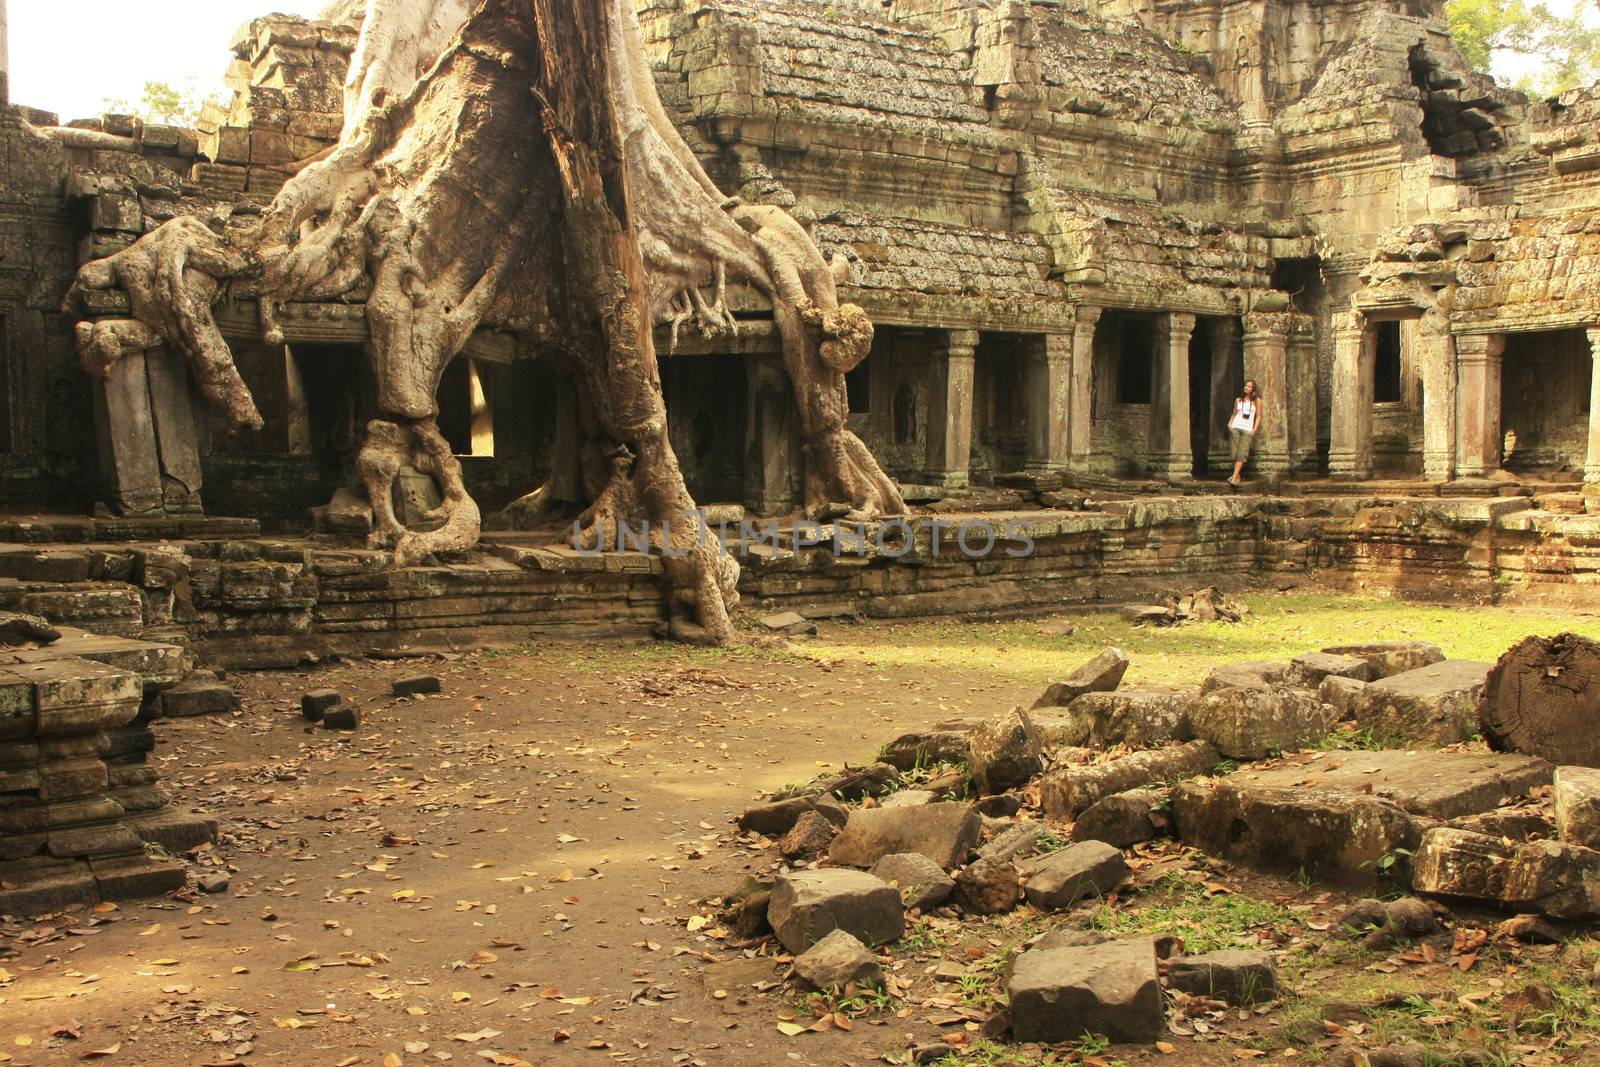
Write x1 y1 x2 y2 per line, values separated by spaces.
1478 633 1600 767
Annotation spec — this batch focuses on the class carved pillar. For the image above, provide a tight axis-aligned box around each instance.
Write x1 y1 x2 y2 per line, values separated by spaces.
1024 333 1072 472
1288 316 1319 474
744 354 800 514
1241 312 1292 477
1587 328 1600 484
1207 317 1239 475
92 346 206 516
1068 307 1101 468
1419 310 1458 481
1454 333 1505 478
925 329 978 490
1329 312 1375 480
93 352 163 516
1149 312 1196 480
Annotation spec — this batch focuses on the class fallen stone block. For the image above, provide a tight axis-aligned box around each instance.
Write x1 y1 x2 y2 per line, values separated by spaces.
158 672 237 717
824 762 902 801
758 611 817 637
1448 805 1556 842
780 810 838 860
878 731 970 772
1166 950 1278 1005
1319 675 1367 721
1289 652 1373 689
1354 660 1492 746
955 856 1022 915
1066 686 1198 749
1008 938 1163 1044
792 929 882 990
881 789 937 809
1189 687 1337 759
1554 766 1600 849
869 852 954 912
1333 897 1442 949
827 802 981 870
769 869 904 953
300 689 341 723
1072 789 1167 849
322 706 359 731
392 674 442 697
738 794 847 837
1323 641 1445 680
979 822 1045 865
968 709 1043 795
1201 661 1289 694
1021 841 1129 910
1412 827 1600 919
1173 750 1550 886
1041 741 1220 818
1032 648 1129 708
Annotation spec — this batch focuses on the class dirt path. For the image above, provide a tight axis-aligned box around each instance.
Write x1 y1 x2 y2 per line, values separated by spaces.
0 639 1022 1066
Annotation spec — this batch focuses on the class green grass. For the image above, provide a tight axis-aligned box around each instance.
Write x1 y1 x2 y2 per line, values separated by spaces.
805 592 1600 689
1087 871 1297 955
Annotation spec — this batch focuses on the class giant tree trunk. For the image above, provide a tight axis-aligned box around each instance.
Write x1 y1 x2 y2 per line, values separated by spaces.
63 0 895 644
1479 633 1600 767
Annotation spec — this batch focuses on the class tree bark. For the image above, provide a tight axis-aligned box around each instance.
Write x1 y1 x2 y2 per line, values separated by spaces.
1479 633 1600 767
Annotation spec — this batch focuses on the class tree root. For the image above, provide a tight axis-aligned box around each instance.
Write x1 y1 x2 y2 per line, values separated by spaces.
356 418 481 567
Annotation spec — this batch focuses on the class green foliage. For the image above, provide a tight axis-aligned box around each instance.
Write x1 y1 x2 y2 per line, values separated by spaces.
102 78 229 127
1088 871 1297 955
1447 0 1600 96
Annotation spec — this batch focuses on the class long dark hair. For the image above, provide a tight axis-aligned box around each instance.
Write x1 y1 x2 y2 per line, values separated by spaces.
1242 379 1258 400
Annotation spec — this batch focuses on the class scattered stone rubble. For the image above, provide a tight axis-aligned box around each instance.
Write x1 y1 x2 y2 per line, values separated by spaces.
720 635 1600 1058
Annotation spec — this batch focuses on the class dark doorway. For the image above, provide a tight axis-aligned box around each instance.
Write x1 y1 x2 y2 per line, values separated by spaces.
1374 322 1403 403
1117 318 1154 404
1502 329 1591 474
659 354 748 503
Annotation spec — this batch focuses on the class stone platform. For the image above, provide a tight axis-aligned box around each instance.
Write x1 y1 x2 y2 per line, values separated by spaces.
1172 750 1552 887
0 629 217 915
0 488 1596 668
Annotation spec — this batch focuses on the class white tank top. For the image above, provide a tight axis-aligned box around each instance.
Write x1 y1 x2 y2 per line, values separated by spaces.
1230 398 1258 433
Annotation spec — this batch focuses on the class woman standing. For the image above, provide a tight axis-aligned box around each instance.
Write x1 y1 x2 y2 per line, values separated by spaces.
1227 379 1261 487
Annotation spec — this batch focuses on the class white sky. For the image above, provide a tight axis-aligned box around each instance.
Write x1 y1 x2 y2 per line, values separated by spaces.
4 0 1597 123
10 0 327 123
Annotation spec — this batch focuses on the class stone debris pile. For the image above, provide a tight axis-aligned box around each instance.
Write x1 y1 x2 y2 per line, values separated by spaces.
718 636 1600 1059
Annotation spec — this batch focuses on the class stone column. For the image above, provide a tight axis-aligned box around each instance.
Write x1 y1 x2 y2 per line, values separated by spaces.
1149 312 1196 480
744 354 801 513
1241 312 1292 477
144 349 204 513
285 346 313 456
1587 328 1600 484
1288 316 1319 474
92 351 163 516
0 0 9 107
1419 309 1458 481
925 329 978 490
1068 307 1101 468
1024 333 1072 473
1329 312 1375 480
1207 317 1239 475
1454 333 1505 478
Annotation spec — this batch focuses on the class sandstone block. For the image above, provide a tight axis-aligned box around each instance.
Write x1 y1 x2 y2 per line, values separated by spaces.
1413 827 1600 919
828 802 981 870
869 852 954 911
1072 789 1166 849
1008 939 1163 1044
1355 660 1491 746
1554 766 1600 849
792 929 882 990
968 709 1042 795
1041 741 1220 818
301 689 341 722
1289 652 1374 688
769 869 904 953
1201 661 1289 694
954 856 1021 915
1320 675 1367 720
1021 841 1129 910
1166 950 1278 1005
1033 648 1129 708
1189 687 1337 759
1067 686 1197 749
1323 641 1445 680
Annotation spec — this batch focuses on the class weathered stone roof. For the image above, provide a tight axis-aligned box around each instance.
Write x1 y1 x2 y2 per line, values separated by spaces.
1451 213 1600 331
1031 3 1235 130
815 211 1064 303
1018 176 1277 310
704 0 992 129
